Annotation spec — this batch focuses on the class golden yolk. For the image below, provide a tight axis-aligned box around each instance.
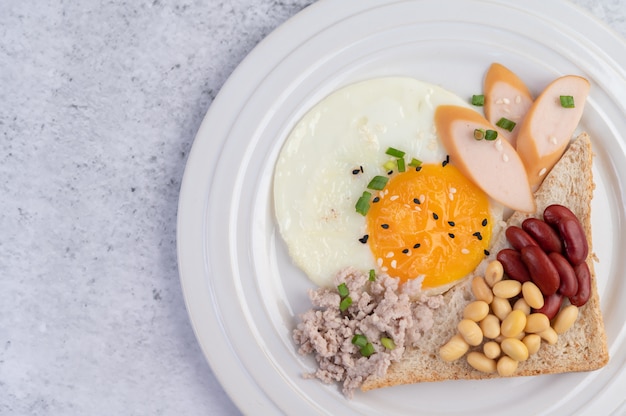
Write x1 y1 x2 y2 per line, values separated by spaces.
366 163 492 289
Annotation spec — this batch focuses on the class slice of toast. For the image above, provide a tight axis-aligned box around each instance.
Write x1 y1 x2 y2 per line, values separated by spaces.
362 132 608 390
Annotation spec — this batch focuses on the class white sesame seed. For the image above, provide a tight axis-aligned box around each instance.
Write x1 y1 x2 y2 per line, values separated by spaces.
391 260 397 269
381 266 388 272
386 251 394 258
503 153 509 162
390 195 399 201
539 167 547 177
549 136 558 145
504 108 511 114
450 187 457 193
449 193 454 201
515 95 521 104
495 98 504 104
414 206 422 212
461 248 470 254
377 258 383 267
495 138 503 151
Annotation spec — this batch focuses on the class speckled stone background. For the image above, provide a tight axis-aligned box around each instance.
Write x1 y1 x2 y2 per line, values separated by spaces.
1 0 624 415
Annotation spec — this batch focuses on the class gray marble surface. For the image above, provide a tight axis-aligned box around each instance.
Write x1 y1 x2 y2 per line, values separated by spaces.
1 0 624 415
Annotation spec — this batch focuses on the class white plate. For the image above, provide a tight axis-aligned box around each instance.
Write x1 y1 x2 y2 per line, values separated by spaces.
177 0 626 414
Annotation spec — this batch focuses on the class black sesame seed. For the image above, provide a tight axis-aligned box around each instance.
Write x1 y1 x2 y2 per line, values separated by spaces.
352 169 360 175
473 232 483 241
402 248 409 254
448 233 455 238
442 155 450 167
358 234 369 244
387 170 394 175
482 218 488 227
381 224 389 229
360 165 364 173
415 166 422 172
433 213 439 220
413 198 420 204
413 243 421 249
448 221 455 227
373 196 380 203
484 249 490 256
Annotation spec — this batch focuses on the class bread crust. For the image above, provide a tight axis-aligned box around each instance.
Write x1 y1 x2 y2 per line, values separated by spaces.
362 132 609 391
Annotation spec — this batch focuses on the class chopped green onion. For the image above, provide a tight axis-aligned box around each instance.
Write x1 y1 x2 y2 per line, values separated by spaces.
369 269 376 281
337 283 349 298
385 147 406 158
496 117 516 132
560 95 575 108
352 334 368 348
474 128 485 140
485 129 498 141
396 157 406 172
367 175 389 190
360 342 375 357
355 191 371 216
383 160 396 171
471 94 485 106
409 158 422 168
381 337 396 350
339 296 352 311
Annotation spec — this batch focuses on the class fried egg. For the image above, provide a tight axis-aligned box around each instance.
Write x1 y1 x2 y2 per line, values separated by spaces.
273 77 503 291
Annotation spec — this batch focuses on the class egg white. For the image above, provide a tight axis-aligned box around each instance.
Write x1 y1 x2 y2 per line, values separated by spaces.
274 77 499 288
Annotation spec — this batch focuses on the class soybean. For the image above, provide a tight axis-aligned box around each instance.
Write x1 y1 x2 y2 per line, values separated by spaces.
501 310 527 338
513 298 531 315
497 355 518 377
522 334 542 355
539 327 559 345
485 260 504 287
458 319 483 346
440 334 470 362
524 313 550 334
493 280 522 299
480 314 501 339
472 276 494 304
483 341 501 360
553 305 579 334
463 301 490 322
491 296 512 321
501 337 529 362
522 281 544 309
467 351 496 373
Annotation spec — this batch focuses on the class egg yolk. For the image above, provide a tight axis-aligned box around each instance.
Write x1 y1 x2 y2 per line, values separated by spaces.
366 163 492 289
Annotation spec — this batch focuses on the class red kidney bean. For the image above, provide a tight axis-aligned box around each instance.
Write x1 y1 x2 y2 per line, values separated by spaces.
522 218 563 253
535 293 564 320
549 252 578 298
557 217 588 265
543 204 577 227
520 245 560 296
505 226 539 251
570 261 591 307
497 249 531 283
